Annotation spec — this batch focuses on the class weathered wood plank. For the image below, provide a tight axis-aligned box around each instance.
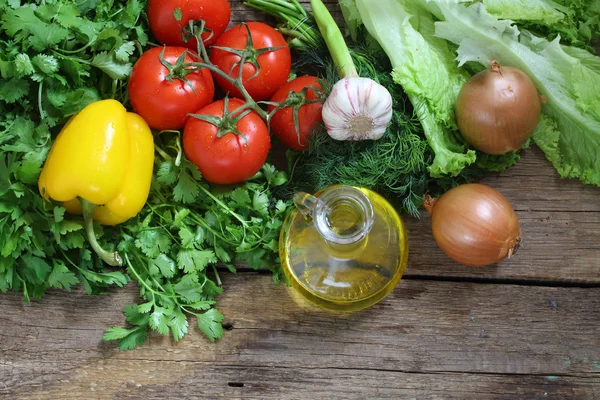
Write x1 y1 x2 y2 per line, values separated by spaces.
2 274 600 398
6 364 600 400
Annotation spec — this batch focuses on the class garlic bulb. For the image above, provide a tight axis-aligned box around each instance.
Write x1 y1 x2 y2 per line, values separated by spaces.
322 77 393 141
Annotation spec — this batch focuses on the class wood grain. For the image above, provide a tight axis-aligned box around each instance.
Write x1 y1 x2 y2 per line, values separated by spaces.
2 274 600 399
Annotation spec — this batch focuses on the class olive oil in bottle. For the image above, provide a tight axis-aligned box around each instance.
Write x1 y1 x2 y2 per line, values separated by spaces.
279 185 408 311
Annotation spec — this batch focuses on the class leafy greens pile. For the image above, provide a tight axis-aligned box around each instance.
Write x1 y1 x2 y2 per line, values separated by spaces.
338 0 600 187
248 0 521 217
0 0 290 350
481 0 600 52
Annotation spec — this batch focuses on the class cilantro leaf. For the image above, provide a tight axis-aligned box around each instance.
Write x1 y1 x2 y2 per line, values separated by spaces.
197 309 225 342
14 54 34 77
252 191 270 217
137 302 154 314
115 41 136 62
54 3 82 28
46 86 100 116
32 54 60 74
103 326 148 351
157 161 178 185
151 254 176 279
176 249 217 274
0 78 30 103
134 230 172 258
173 170 201 204
231 188 251 207
79 269 129 288
178 227 195 249
202 279 223 299
173 274 204 303
90 52 131 80
124 304 150 326
149 309 170 335
169 310 188 342
29 25 69 51
103 326 137 341
1 6 40 41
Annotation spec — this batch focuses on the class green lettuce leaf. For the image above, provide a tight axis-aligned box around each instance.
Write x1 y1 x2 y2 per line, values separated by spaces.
483 0 570 25
355 0 476 178
434 2 600 186
339 0 363 41
482 0 600 51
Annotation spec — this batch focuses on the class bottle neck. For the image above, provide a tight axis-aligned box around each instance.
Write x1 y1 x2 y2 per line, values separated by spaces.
313 186 374 246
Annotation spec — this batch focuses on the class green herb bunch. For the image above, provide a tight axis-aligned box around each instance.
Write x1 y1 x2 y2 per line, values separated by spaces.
0 0 291 349
105 152 289 349
0 0 149 302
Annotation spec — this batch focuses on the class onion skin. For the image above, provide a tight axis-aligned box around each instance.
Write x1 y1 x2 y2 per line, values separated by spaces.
456 59 541 155
424 184 521 267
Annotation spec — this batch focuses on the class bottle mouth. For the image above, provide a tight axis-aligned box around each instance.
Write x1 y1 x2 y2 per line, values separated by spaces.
314 186 374 245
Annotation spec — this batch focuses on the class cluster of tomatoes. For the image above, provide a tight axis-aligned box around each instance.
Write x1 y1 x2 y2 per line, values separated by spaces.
127 0 324 185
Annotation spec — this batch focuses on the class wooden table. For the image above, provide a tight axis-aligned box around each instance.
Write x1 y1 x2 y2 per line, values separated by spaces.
2 2 600 399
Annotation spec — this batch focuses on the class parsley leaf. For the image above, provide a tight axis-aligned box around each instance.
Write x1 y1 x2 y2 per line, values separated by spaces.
47 260 79 291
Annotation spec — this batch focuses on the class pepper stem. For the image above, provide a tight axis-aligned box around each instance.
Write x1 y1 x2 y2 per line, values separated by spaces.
80 198 123 267
310 0 358 78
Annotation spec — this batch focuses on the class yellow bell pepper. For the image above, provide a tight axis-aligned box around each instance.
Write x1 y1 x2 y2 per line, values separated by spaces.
38 99 154 266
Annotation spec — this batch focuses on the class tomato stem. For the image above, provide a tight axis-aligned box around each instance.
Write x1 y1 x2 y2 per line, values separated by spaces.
184 59 269 120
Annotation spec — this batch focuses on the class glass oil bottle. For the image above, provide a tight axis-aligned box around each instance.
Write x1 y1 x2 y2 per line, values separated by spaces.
279 185 408 311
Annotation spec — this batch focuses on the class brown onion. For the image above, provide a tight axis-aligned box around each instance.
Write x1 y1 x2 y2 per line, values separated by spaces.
424 184 521 267
456 59 541 155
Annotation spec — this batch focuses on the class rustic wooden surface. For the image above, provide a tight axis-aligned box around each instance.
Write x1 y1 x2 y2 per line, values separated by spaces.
2 1 600 399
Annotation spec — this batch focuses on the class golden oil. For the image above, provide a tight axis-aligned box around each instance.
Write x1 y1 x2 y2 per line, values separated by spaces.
279 185 408 312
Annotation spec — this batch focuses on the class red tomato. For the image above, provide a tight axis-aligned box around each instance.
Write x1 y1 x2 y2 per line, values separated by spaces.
183 98 271 185
268 76 324 151
128 46 215 131
209 22 291 101
147 0 231 49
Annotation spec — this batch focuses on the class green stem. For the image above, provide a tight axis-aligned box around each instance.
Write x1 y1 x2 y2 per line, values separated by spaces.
186 60 268 120
154 144 173 162
197 185 249 228
310 0 357 78
212 264 222 286
80 198 123 266
38 80 45 120
111 79 118 100
125 253 179 300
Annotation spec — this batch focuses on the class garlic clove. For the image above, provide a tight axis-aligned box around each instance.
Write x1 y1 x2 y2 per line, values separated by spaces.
322 77 393 141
